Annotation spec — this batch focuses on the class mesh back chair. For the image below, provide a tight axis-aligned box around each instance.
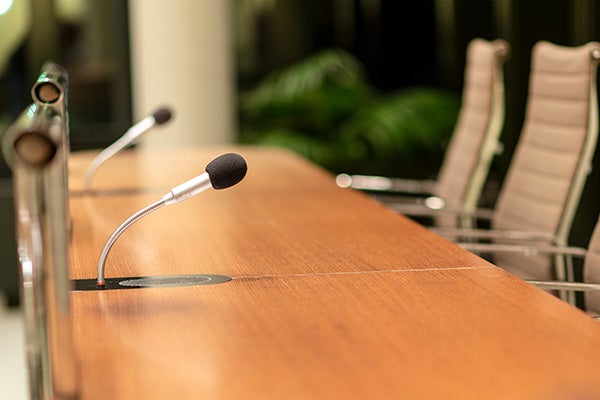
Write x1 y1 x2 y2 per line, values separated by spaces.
444 41 600 287
337 38 510 228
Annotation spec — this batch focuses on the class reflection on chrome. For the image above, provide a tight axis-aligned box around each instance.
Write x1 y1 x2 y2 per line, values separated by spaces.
2 62 79 400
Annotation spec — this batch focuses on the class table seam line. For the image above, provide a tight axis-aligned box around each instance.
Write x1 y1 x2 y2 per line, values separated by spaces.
230 265 499 280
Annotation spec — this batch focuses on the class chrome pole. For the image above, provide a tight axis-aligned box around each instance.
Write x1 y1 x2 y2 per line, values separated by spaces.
2 103 79 399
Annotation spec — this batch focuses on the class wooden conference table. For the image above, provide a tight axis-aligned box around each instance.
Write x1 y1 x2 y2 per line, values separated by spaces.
68 146 600 399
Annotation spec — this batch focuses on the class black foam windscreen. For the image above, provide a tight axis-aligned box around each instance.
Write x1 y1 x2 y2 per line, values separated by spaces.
205 153 247 189
153 107 173 125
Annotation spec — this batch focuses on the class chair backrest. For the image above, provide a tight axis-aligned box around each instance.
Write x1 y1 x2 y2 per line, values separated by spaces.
584 216 600 315
492 41 600 280
434 38 509 227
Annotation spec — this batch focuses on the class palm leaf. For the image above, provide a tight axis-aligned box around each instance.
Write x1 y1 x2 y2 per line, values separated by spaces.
242 48 371 108
238 49 461 177
246 129 339 170
338 88 460 176
240 48 373 137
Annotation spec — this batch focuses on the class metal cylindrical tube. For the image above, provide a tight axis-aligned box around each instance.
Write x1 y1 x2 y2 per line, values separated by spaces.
2 103 79 399
31 62 69 106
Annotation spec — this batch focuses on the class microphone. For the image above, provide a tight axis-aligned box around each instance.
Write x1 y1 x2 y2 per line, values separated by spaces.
96 153 247 287
83 107 173 190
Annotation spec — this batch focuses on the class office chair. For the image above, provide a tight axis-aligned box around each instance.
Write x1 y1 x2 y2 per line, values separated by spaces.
461 214 600 318
337 38 510 228
437 41 600 288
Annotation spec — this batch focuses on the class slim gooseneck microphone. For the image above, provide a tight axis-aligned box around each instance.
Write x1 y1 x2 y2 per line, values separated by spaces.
96 153 247 287
83 107 173 190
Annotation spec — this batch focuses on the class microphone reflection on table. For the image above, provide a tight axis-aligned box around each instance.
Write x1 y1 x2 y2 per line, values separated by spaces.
95 153 248 287
83 106 173 191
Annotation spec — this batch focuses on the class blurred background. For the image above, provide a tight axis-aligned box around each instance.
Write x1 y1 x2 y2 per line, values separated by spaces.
1 0 600 308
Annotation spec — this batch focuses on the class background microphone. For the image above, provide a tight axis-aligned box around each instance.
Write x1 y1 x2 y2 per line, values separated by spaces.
96 153 247 287
83 106 173 190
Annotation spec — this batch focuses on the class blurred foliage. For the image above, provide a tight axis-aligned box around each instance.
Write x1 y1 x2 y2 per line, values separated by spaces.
239 48 460 178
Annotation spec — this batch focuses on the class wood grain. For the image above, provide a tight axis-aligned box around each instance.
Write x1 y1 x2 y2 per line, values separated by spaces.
69 146 335 194
72 271 600 400
67 147 600 400
69 188 492 280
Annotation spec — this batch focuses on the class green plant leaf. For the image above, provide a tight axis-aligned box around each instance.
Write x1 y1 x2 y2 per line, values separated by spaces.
238 48 460 178
240 48 373 137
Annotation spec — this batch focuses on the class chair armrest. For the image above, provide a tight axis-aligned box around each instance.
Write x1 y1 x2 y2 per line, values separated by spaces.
374 195 447 212
383 201 454 217
525 276 600 321
458 242 587 257
336 174 436 195
526 280 600 291
433 227 557 242
384 202 495 220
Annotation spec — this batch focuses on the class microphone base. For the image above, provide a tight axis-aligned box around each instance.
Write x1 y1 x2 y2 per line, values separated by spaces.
72 274 232 291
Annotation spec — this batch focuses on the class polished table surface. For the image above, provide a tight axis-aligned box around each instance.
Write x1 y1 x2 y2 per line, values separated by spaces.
69 147 600 400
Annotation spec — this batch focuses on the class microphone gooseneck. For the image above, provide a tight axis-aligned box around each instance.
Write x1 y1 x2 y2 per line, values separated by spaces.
96 153 247 287
83 106 173 190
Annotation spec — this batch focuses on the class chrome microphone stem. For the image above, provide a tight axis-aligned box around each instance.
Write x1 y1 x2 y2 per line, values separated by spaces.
162 172 212 205
96 198 165 286
2 103 79 399
31 62 69 106
83 116 155 190
96 172 213 285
